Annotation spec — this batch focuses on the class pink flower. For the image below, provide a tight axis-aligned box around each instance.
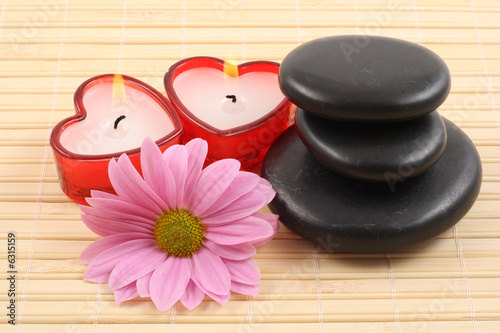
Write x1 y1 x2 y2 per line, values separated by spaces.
79 137 279 311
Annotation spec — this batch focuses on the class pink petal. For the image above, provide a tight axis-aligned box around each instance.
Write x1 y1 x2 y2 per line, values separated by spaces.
108 246 167 290
203 240 256 260
140 137 177 210
85 197 158 222
200 171 261 218
116 153 168 211
254 178 276 205
206 290 231 305
108 156 164 215
83 238 156 283
179 279 206 310
80 233 146 264
81 214 153 237
80 204 155 230
136 271 153 297
251 212 280 247
205 216 273 245
231 281 259 296
114 282 139 304
163 145 188 208
223 258 260 285
189 159 241 216
191 246 231 295
89 190 118 200
150 256 191 312
190 273 231 305
201 191 268 225
183 139 208 202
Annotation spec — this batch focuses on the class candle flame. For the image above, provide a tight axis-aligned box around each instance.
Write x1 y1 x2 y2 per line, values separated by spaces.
112 74 127 107
223 60 239 78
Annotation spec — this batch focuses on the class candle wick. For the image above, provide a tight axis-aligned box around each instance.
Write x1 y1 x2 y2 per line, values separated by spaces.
226 95 237 103
114 115 126 129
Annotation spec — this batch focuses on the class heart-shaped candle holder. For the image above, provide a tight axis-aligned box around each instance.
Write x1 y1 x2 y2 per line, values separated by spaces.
164 56 293 172
51 74 183 205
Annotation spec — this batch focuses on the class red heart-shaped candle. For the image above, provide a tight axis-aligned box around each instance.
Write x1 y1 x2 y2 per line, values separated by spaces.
164 57 293 172
50 74 183 204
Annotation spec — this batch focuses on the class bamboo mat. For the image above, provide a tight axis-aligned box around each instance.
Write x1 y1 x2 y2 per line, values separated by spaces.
1 0 500 332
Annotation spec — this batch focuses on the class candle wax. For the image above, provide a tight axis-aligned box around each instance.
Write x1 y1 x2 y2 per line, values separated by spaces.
60 81 175 155
173 68 285 130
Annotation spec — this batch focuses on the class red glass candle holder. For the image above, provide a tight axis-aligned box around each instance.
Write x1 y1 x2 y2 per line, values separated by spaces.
164 56 293 172
50 74 183 205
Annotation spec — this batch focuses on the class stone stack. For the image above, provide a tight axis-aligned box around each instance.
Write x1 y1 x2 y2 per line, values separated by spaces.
263 36 482 253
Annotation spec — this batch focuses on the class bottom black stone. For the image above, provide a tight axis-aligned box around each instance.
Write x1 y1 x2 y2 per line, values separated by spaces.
262 118 482 253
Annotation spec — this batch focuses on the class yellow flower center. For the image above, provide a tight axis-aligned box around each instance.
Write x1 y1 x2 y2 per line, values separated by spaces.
153 209 206 257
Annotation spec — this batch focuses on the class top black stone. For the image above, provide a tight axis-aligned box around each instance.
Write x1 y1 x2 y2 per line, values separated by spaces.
279 35 451 122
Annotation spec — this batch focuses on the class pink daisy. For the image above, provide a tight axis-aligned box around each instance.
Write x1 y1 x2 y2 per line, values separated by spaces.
79 137 279 311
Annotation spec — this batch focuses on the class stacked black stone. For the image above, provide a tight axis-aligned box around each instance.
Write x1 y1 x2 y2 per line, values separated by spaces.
263 36 482 253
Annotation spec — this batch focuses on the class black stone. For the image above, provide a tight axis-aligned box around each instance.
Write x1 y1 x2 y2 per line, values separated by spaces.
262 118 481 253
279 35 451 122
295 108 447 182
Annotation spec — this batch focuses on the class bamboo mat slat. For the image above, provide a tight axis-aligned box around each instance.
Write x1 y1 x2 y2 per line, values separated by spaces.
1 0 499 332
